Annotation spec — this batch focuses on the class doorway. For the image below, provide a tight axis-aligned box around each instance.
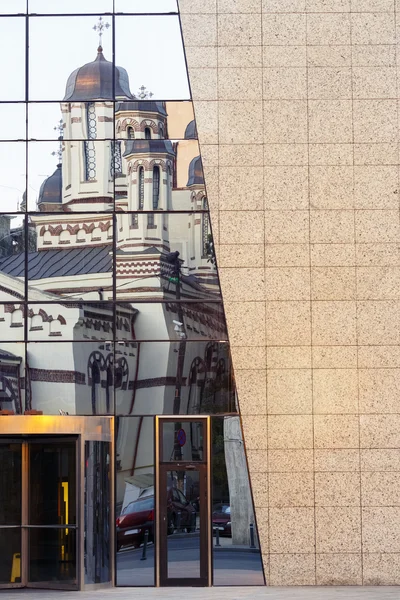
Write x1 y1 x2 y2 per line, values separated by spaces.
0 437 78 590
157 417 210 587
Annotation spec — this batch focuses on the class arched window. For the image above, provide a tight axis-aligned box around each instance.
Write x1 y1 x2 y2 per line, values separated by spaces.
159 123 164 138
127 126 134 139
138 167 145 210
152 166 160 210
144 127 151 140
91 362 100 415
106 367 113 413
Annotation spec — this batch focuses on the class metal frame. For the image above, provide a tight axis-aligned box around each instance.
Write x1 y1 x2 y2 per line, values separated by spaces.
155 416 211 587
0 416 113 592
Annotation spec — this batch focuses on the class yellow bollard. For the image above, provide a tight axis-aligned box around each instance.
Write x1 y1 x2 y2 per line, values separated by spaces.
10 553 21 583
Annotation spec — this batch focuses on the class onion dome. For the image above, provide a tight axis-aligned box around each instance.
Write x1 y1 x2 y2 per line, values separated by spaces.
184 120 197 139
116 101 167 116
123 140 175 157
64 46 133 101
38 164 62 206
187 156 204 187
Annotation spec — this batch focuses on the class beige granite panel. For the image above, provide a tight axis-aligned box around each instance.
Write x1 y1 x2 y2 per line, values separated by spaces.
224 301 266 346
263 13 307 45
267 346 312 369
351 12 395 45
314 449 361 472
362 508 400 552
269 472 314 507
314 415 360 448
269 554 316 586
265 244 310 267
241 415 268 450
268 415 314 449
218 13 262 46
358 346 400 368
235 369 268 415
264 166 309 210
309 143 353 166
363 553 400 585
360 415 400 448
316 507 362 553
219 211 264 244
266 211 310 244
217 244 265 268
315 472 361 506
357 300 400 345
268 449 314 472
251 472 269 507
359 369 400 413
361 449 400 472
269 508 315 552
231 346 266 370
307 45 351 67
219 101 264 144
264 143 308 165
312 346 357 369
266 301 312 345
353 99 398 143
218 67 263 100
309 166 354 209
219 165 264 210
265 267 311 301
362 472 400 507
312 301 357 345
313 369 359 413
264 100 308 143
316 554 362 586
218 46 262 68
179 0 217 11
267 368 312 414
310 244 356 267
308 100 353 143
311 267 356 300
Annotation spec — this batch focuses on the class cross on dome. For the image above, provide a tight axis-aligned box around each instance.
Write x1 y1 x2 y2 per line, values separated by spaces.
51 119 64 165
136 85 154 100
93 16 110 49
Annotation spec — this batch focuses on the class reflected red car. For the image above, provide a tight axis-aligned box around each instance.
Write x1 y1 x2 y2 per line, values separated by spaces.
116 489 196 551
212 504 231 537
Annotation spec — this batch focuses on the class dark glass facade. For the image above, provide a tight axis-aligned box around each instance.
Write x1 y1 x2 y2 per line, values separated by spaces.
0 0 264 590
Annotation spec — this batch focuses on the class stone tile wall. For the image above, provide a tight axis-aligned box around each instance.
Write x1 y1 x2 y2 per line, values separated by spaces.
179 0 400 586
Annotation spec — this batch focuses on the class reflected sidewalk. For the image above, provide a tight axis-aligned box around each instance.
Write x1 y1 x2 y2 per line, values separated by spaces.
6 588 400 600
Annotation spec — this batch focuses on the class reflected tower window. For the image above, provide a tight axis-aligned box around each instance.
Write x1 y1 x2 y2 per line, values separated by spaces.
84 103 97 181
138 167 145 210
90 362 101 415
144 127 151 140
152 166 160 210
127 126 135 139
202 197 209 258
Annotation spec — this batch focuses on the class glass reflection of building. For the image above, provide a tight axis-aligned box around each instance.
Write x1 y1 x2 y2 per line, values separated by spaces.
0 3 264 591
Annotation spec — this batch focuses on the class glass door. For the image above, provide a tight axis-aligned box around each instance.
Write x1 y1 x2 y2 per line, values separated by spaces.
157 418 210 587
27 439 78 589
0 441 22 589
0 437 78 591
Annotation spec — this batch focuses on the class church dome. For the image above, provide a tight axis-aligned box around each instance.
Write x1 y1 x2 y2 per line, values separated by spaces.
187 156 204 186
184 120 197 139
38 164 62 206
64 47 133 101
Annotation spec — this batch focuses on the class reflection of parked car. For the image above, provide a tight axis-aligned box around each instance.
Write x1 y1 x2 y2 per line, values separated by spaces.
116 496 154 551
116 489 196 551
212 504 231 537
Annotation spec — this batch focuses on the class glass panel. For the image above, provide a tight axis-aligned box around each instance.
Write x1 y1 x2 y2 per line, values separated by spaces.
28 102 114 141
116 416 155 586
0 104 26 140
0 143 26 212
115 341 237 416
116 0 178 13
116 302 227 341
0 528 21 584
0 303 25 341
29 0 112 13
0 214 26 300
0 0 26 13
162 421 204 462
28 302 114 341
29 441 76 525
85 441 111 585
0 442 22 524
0 344 25 414
0 18 25 100
27 215 113 300
116 212 219 300
28 528 77 584
166 469 200 579
115 17 190 100
29 17 114 101
212 417 265 585
28 142 115 212
165 102 196 140
26 342 114 415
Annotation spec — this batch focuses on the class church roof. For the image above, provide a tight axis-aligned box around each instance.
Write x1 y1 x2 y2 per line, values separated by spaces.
123 140 175 157
116 101 167 116
184 120 197 139
64 47 133 101
187 155 204 186
0 246 112 280
38 164 62 206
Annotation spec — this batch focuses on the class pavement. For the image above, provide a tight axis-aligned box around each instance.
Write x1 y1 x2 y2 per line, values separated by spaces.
2 587 400 600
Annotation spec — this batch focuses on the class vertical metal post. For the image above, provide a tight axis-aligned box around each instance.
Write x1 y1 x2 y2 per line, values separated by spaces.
215 528 221 547
249 523 256 549
140 530 149 561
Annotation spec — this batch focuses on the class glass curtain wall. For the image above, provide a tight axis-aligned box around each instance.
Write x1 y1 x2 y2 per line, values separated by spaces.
0 0 265 587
